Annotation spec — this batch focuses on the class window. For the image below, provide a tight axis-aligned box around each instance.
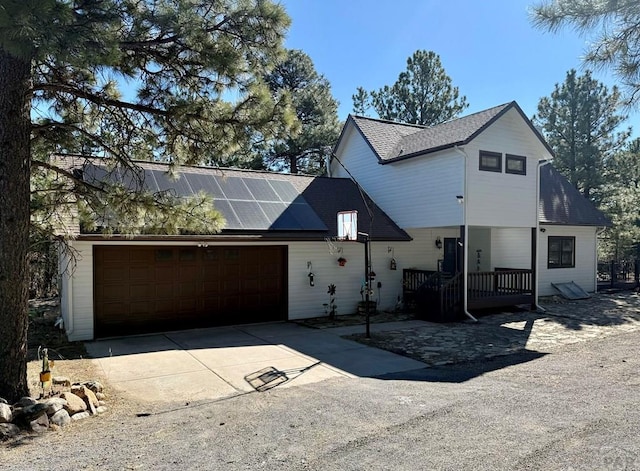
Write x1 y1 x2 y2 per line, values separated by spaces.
548 236 575 268
479 150 502 172
506 154 526 175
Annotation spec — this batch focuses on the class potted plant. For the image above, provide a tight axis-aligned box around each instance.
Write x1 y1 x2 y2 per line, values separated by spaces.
337 257 347 267
357 282 377 315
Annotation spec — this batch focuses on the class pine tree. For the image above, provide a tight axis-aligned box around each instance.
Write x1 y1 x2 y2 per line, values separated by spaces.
532 0 640 104
263 49 340 174
0 0 293 402
353 50 468 126
533 69 629 202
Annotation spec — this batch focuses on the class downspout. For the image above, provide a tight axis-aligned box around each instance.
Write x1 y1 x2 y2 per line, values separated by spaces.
453 146 478 323
535 159 551 313
594 227 606 293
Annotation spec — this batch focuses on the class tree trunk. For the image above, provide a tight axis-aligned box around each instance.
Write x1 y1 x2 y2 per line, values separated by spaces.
0 47 32 402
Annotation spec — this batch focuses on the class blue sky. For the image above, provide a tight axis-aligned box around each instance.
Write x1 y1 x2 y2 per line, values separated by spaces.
278 0 636 133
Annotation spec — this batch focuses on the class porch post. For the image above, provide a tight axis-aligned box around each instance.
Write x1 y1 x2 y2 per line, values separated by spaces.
531 227 537 310
460 224 466 311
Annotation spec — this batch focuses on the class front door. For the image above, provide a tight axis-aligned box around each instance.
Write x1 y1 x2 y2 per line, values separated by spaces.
442 238 462 275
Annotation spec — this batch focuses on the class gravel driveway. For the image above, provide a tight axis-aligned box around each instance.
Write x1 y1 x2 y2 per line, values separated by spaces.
2 319 639 470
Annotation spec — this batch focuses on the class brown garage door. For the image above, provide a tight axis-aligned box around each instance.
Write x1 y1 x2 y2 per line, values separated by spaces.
94 245 287 338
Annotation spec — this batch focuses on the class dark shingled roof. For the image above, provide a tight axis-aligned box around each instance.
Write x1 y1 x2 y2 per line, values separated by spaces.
540 165 611 227
343 101 554 163
77 158 411 241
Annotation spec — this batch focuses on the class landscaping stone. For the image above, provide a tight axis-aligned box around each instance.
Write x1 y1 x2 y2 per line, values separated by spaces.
50 409 71 427
71 385 98 414
30 413 49 433
95 392 106 401
15 397 37 407
52 376 71 388
60 392 87 414
71 411 90 421
16 403 49 422
0 403 12 423
42 397 67 416
83 380 104 394
95 406 108 414
0 423 20 439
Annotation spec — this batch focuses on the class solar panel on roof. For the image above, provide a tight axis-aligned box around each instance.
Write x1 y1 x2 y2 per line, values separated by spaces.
216 176 252 200
243 178 279 202
259 202 301 230
229 200 270 230
82 163 328 233
269 180 298 203
149 170 193 196
212 200 242 230
185 173 224 198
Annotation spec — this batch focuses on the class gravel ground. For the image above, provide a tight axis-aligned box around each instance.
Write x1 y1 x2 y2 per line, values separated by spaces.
2 327 639 470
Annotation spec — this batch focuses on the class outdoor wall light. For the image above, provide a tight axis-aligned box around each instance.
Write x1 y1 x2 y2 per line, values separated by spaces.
435 237 443 249
456 195 464 205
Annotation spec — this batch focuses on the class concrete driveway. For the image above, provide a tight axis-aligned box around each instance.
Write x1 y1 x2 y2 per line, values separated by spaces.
85 321 426 405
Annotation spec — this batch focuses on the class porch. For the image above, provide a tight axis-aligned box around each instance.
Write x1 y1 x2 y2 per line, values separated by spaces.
403 268 534 321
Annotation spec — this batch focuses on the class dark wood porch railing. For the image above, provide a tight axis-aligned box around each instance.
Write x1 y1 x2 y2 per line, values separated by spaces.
403 268 533 320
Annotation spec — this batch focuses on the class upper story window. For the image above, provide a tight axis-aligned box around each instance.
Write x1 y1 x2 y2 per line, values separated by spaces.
548 236 575 269
506 154 527 175
479 150 502 172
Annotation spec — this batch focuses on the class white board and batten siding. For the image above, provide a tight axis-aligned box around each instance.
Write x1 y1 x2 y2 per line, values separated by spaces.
464 107 553 228
332 124 464 229
538 225 598 296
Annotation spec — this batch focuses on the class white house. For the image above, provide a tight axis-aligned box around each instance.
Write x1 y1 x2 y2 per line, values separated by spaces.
57 158 413 340
57 101 610 340
331 101 610 319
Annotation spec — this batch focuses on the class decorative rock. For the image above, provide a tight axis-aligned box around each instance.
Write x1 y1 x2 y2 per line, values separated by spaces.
95 406 108 414
50 409 71 427
98 400 107 407
71 411 90 421
0 403 12 423
71 385 98 414
15 397 36 407
60 392 87 414
17 403 49 422
95 392 106 401
52 376 71 388
41 397 67 416
0 423 20 439
83 380 104 394
30 413 49 433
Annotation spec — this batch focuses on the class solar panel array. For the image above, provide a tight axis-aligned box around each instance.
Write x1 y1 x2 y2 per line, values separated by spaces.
83 163 327 231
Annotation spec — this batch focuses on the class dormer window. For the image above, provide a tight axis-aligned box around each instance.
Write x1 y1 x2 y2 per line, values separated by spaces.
506 154 527 175
479 150 502 172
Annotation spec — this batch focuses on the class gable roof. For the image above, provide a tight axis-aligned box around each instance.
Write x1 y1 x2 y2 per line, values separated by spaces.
73 157 411 241
337 101 554 164
540 165 611 227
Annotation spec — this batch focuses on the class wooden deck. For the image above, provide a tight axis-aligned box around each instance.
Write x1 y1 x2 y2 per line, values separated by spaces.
403 268 533 321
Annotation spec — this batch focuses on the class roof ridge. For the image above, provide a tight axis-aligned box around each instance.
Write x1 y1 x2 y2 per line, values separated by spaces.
350 114 427 130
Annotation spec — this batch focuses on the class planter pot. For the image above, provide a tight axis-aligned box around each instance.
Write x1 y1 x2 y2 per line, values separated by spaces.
357 301 377 315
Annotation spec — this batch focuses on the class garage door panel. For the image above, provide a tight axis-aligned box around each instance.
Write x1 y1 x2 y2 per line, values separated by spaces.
95 245 287 338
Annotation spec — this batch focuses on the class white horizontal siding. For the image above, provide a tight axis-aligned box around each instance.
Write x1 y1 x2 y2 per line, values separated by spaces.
332 125 464 229
538 225 598 296
464 107 553 228
491 228 533 270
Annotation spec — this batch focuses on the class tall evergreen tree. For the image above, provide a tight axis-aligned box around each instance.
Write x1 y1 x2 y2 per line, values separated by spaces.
0 0 293 402
533 69 629 202
263 49 340 174
531 0 640 104
351 86 371 116
353 50 468 126
600 138 640 259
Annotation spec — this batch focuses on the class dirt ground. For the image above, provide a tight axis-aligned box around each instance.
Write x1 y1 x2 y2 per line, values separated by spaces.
26 298 103 400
